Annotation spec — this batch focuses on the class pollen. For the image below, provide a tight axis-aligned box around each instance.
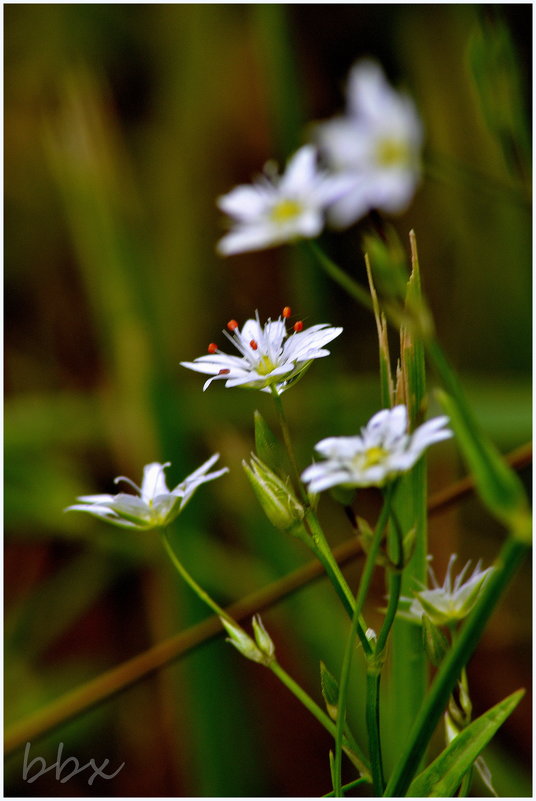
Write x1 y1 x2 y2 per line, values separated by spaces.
218 368 231 375
282 306 292 319
208 343 218 354
293 321 304 332
227 319 239 331
250 340 258 350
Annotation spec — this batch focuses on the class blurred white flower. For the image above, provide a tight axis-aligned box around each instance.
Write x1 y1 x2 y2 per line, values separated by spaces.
301 405 451 492
315 60 423 227
217 145 352 255
181 307 342 395
66 456 228 530
405 554 494 626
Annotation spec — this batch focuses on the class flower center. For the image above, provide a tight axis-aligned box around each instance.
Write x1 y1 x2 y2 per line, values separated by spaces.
376 138 409 167
270 198 303 224
256 354 278 376
361 446 388 468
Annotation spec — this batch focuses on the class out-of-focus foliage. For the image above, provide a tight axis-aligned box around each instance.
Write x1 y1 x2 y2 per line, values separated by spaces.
5 5 531 797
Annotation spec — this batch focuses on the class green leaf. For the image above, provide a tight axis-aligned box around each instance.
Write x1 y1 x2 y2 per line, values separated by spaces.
407 688 524 797
437 387 531 542
254 409 286 477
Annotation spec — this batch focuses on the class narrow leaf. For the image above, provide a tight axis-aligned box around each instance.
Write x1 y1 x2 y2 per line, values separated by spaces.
408 689 524 797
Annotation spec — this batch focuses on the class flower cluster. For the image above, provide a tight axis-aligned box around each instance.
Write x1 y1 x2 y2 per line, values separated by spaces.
66 456 227 531
301 405 452 493
181 307 342 395
217 61 423 254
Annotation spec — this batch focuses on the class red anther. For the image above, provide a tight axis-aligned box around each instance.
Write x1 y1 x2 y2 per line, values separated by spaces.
208 343 218 354
293 320 304 332
282 306 292 318
249 340 258 350
227 319 239 331
218 368 231 375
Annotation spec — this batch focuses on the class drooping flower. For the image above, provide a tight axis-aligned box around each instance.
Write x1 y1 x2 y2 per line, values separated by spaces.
404 554 494 627
65 456 228 531
314 60 423 228
216 145 353 255
180 307 342 395
301 405 451 492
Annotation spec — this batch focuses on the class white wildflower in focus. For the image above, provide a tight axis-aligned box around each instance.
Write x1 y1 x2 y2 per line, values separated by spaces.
301 405 451 492
216 145 353 255
405 554 494 627
315 60 423 228
180 307 342 395
65 456 228 530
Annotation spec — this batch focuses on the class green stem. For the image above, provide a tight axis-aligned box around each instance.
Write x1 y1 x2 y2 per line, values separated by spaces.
270 661 370 776
384 536 528 797
305 510 372 656
333 488 393 796
305 241 374 311
161 529 232 623
323 776 369 797
270 385 372 653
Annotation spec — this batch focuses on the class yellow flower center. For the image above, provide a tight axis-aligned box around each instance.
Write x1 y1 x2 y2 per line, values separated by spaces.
376 138 409 167
361 446 388 468
270 198 303 224
256 354 277 376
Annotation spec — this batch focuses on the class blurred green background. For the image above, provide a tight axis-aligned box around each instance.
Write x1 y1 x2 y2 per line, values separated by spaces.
5 4 531 797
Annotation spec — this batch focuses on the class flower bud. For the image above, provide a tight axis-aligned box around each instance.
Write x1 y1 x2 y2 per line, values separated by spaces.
220 617 266 664
243 454 305 532
252 615 275 662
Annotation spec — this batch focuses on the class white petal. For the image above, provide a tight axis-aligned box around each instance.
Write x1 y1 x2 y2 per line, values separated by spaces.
141 463 171 502
217 222 283 256
217 184 269 220
279 145 318 194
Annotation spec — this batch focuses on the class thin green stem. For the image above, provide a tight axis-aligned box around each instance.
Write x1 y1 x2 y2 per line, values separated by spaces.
366 671 384 794
305 240 374 311
384 536 528 797
270 661 370 777
270 385 372 653
161 529 232 623
333 488 393 796
457 767 473 797
305 510 372 656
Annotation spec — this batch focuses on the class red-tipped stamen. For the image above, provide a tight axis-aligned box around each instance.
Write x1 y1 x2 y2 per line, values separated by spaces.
218 368 231 375
282 306 292 319
249 340 258 350
293 320 304 332
208 343 218 354
227 319 239 331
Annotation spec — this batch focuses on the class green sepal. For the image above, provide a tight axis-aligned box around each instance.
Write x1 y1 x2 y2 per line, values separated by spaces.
407 688 524 797
254 409 286 478
421 615 449 667
320 661 339 722
329 485 355 507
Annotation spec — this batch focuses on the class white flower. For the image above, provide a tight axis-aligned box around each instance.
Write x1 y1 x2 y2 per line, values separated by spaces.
301 405 451 492
180 307 342 395
315 60 423 228
66 455 228 530
405 554 494 627
216 145 353 255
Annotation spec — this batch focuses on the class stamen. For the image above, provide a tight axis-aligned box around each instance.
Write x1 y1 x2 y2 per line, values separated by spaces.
208 343 218 354
249 340 258 350
227 319 239 331
218 368 231 375
293 320 304 332
282 306 291 318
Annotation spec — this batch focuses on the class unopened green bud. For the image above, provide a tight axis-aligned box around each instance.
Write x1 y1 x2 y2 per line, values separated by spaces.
243 454 305 532
252 614 275 663
220 617 268 665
